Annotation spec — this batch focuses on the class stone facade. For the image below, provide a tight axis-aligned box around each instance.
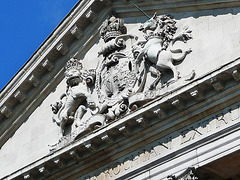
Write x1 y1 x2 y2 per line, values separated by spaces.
1 0 240 179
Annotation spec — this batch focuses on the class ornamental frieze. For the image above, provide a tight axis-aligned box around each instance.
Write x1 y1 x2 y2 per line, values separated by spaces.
50 13 193 150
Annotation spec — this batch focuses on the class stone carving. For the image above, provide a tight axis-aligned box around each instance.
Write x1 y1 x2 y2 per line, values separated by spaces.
133 13 192 89
100 16 127 43
51 58 101 136
96 16 138 120
168 167 198 180
50 13 193 150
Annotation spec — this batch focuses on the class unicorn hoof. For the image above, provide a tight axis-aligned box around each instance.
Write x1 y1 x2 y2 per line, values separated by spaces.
168 77 179 84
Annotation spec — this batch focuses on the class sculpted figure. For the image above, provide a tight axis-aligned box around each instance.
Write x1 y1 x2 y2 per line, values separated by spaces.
51 58 95 135
134 13 192 89
50 14 195 150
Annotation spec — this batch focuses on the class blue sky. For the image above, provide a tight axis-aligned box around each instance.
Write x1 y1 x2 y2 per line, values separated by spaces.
0 1 79 90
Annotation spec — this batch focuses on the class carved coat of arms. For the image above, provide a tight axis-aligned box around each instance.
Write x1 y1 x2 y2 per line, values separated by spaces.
50 13 193 150
96 16 138 120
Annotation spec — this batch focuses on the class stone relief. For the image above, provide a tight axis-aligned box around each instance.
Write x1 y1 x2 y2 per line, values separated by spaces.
134 13 192 89
50 58 99 137
50 13 193 150
168 167 198 180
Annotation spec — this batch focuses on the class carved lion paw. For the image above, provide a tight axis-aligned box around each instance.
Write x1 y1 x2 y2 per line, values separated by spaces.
116 38 126 47
182 31 192 42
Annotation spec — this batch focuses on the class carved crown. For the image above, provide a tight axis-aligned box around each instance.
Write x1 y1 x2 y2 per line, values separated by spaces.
65 57 83 80
100 16 127 43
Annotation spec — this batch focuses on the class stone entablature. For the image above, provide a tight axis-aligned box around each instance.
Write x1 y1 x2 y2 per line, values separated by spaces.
84 100 240 179
4 54 240 179
2 0 240 179
1 0 240 149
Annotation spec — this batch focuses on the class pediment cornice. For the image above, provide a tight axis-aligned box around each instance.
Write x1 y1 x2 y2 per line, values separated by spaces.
1 0 240 178
0 0 113 148
4 55 240 179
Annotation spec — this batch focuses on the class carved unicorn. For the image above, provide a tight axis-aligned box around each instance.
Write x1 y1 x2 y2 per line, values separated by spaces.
134 13 192 89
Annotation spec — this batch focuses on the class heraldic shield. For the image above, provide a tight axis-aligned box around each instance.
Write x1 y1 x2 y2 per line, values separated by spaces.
50 14 193 150
96 34 139 121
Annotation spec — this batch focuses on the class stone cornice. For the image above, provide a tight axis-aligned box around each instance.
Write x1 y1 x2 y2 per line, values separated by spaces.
115 0 240 18
4 55 240 179
1 0 240 149
1 0 240 178
0 0 113 148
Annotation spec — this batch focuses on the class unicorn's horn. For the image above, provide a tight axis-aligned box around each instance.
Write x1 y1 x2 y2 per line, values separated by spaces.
133 3 151 19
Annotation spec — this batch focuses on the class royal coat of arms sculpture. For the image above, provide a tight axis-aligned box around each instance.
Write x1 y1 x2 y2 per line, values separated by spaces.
50 13 193 150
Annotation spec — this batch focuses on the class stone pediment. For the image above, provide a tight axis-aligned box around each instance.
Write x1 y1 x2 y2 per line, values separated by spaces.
2 0 240 179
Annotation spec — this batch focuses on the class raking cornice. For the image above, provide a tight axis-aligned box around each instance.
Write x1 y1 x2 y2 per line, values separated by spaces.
1 0 240 178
